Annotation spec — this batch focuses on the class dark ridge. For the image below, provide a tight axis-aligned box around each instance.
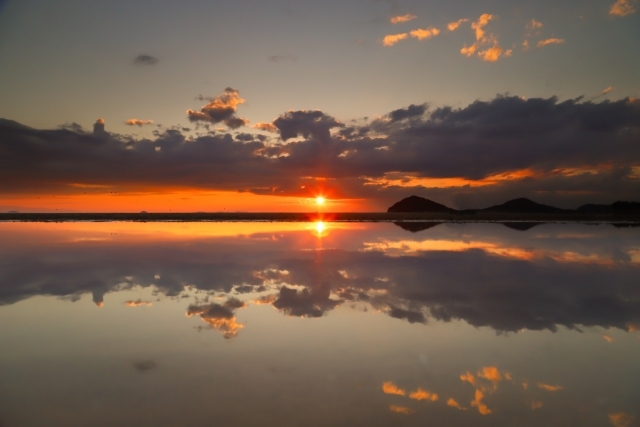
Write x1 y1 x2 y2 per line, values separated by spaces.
501 222 542 231
393 222 442 233
482 198 568 214
0 118 32 130
576 204 611 214
612 223 640 228
611 201 640 212
387 196 457 213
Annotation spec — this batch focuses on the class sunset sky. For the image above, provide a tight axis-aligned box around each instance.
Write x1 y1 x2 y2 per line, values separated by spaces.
1 0 639 212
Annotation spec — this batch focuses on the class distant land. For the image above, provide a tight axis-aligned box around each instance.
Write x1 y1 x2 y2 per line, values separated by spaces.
0 196 639 223
388 196 640 215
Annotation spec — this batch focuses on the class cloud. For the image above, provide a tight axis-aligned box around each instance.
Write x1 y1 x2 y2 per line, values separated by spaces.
2 95 640 209
268 54 297 62
527 19 543 30
134 54 158 65
471 389 491 415
389 405 414 414
124 119 154 127
537 382 563 391
609 412 635 427
447 398 465 409
92 118 105 134
253 122 278 133
537 37 565 47
186 87 248 129
603 86 614 95
409 27 440 40
383 33 408 46
382 381 406 396
409 388 438 401
390 14 417 24
610 0 637 16
272 109 344 142
132 360 157 371
124 299 153 307
447 18 468 31
460 14 508 62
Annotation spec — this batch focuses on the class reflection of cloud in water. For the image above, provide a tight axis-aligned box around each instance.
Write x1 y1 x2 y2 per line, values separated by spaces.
389 405 414 414
186 298 245 338
132 360 157 372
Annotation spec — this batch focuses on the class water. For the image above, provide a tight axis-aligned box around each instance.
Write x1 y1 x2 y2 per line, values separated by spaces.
0 221 638 426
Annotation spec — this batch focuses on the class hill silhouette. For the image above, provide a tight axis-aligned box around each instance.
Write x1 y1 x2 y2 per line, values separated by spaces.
482 198 568 214
387 196 457 213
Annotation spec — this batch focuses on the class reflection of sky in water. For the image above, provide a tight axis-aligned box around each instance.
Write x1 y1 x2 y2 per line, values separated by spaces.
0 222 639 426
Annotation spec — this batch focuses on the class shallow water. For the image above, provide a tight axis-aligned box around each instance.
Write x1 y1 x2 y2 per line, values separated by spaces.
0 221 639 427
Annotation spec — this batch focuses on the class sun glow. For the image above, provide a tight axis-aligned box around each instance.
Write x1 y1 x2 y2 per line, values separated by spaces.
315 221 326 236
316 196 326 206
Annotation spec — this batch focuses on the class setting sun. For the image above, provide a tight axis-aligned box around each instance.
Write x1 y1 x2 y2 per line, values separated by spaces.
316 196 326 206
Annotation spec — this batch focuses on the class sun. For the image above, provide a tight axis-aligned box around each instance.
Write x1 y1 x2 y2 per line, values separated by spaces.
316 196 325 206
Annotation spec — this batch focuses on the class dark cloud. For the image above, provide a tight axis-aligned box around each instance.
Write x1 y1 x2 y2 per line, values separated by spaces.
132 360 157 372
1 95 640 207
388 103 427 121
273 110 344 142
92 118 105 134
134 54 158 65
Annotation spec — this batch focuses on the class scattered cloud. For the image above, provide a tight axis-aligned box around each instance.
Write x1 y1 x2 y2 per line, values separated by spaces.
537 37 565 47
527 19 543 30
477 366 503 387
610 0 637 16
253 122 278 133
460 14 508 62
447 398 465 410
382 381 406 396
134 54 158 65
538 382 563 392
478 45 503 62
93 118 105 134
471 389 491 415
409 27 440 40
124 299 153 307
447 18 468 31
603 86 614 95
530 400 544 410
603 334 614 342
383 33 408 46
409 388 438 401
609 412 636 427
389 405 414 414
186 298 246 338
124 119 154 127
186 87 249 129
390 14 417 24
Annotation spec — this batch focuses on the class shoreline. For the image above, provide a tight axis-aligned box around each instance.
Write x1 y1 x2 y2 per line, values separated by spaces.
1 212 640 223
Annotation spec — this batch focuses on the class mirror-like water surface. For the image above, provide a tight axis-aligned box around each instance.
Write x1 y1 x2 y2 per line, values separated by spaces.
0 222 639 427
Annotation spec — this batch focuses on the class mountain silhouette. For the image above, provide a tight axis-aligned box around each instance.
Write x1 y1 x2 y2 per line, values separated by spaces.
387 196 457 213
481 198 568 214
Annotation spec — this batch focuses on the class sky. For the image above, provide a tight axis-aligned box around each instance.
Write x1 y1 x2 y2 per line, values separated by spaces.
0 0 639 212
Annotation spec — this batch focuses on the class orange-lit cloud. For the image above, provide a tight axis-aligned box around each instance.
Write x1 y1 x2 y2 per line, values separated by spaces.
537 37 565 47
390 14 417 24
447 398 465 410
530 400 544 410
603 334 614 343
383 33 408 46
523 40 530 50
186 299 246 339
471 389 491 415
124 119 154 126
124 299 153 307
187 87 248 129
472 13 494 41
538 382 563 392
389 405 414 414
460 372 477 386
382 381 406 396
602 86 614 95
447 18 468 31
610 0 637 16
478 45 503 62
409 388 439 402
410 27 440 40
252 294 278 305
527 19 543 29
253 122 278 133
478 366 503 387
609 412 636 427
